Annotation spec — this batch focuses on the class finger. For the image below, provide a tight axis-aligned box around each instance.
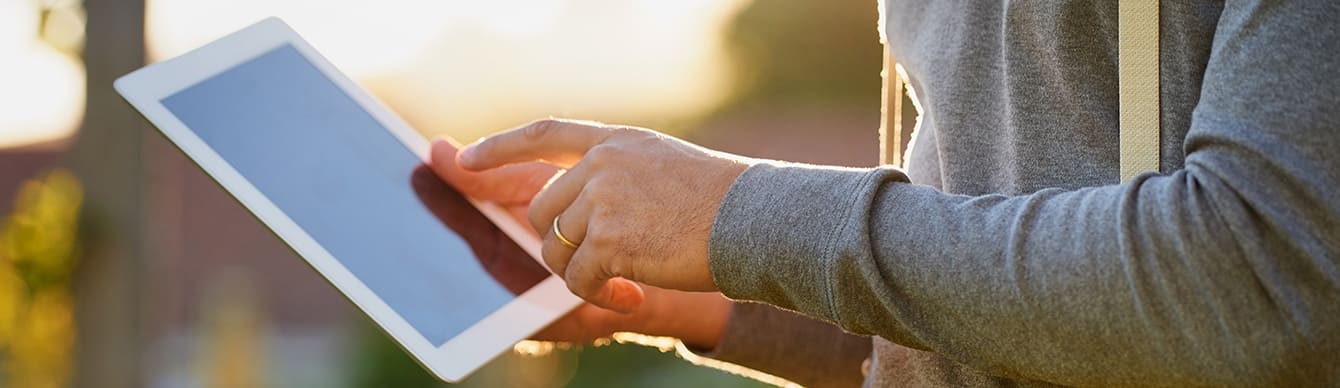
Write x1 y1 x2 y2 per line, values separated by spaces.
504 205 535 236
430 138 559 205
564 245 645 313
539 193 592 276
458 118 612 171
526 159 597 233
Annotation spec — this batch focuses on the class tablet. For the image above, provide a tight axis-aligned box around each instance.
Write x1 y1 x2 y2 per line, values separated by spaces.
114 17 582 382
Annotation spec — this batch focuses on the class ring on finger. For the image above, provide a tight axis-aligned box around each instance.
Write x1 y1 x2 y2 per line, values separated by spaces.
552 216 581 249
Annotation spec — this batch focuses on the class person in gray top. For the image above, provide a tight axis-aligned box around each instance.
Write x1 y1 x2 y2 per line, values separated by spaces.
429 0 1339 386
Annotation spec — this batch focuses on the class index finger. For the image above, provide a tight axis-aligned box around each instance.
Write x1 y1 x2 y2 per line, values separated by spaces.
459 118 612 171
429 138 559 206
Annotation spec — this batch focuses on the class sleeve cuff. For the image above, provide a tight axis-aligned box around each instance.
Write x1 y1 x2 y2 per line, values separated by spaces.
707 161 903 321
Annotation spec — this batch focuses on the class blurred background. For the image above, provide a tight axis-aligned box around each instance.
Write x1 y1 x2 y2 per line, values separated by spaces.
0 0 891 386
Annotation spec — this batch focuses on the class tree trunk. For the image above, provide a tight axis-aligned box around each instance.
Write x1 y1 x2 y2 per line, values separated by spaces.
67 0 147 386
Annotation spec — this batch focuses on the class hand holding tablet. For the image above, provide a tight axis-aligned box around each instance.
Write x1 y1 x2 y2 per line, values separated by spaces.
456 119 750 312
427 140 736 351
114 18 581 381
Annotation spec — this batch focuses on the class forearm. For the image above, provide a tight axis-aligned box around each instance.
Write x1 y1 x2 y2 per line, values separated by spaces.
712 160 1337 385
708 2 1340 384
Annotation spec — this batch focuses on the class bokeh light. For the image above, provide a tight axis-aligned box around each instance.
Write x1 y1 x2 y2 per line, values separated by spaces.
0 0 85 149
0 169 83 388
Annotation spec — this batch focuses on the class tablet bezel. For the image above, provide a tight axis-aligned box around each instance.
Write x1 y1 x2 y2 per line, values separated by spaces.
114 17 582 382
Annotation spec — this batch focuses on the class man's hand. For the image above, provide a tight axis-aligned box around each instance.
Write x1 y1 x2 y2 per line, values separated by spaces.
428 137 732 349
429 137 560 231
455 118 752 313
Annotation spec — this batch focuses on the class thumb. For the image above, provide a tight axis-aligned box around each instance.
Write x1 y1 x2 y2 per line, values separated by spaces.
593 278 646 314
568 268 645 314
560 247 646 313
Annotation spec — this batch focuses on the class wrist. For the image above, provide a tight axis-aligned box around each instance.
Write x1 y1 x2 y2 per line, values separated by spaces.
627 289 731 351
679 295 731 350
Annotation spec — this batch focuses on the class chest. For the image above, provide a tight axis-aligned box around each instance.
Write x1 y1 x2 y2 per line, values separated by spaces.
879 0 1221 194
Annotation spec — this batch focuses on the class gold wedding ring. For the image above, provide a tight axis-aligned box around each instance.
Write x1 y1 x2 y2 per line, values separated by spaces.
553 216 580 249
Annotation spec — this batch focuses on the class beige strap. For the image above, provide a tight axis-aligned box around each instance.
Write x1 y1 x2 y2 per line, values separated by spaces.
880 3 1160 176
880 48 904 167
1119 0 1162 181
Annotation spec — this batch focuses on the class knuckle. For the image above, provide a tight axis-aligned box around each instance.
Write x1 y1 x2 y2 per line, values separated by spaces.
586 227 621 248
522 119 561 141
618 127 660 145
563 277 586 298
586 180 621 204
609 126 647 138
594 204 618 223
563 262 591 291
583 144 619 166
605 257 629 279
582 176 608 198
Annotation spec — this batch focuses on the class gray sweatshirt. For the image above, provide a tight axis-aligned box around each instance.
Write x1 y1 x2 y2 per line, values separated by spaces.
696 1 1340 386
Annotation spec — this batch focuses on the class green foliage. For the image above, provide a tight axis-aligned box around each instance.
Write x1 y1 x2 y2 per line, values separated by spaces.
346 322 449 388
0 169 83 388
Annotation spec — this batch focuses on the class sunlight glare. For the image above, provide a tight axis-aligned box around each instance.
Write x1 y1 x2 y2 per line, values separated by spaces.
0 0 36 50
147 0 749 140
378 0 750 140
147 0 453 77
444 0 562 37
0 0 84 149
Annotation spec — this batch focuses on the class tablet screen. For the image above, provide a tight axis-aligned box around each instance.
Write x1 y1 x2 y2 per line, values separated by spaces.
160 44 550 346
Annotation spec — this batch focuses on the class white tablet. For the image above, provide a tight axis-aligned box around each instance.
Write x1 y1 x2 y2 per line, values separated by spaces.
114 17 581 382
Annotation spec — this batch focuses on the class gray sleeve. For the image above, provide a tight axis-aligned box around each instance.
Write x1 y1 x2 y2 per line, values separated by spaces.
687 302 872 388
707 1 1340 386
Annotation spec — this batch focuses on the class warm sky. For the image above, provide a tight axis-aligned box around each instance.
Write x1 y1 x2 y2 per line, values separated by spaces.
0 0 747 149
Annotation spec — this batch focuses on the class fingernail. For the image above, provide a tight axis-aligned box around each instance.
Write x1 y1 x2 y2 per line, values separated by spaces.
457 146 475 165
608 280 645 314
